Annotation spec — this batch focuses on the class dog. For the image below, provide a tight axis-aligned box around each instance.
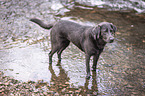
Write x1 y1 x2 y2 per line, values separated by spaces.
30 18 117 78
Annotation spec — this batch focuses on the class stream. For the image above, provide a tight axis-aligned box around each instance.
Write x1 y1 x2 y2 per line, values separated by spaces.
0 0 145 95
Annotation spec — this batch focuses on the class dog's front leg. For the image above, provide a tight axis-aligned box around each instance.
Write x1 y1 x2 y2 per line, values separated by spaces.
92 50 102 71
92 54 99 71
86 54 91 79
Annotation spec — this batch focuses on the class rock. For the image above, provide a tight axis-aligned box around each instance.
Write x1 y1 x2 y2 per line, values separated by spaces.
43 92 47 95
54 92 59 95
62 88 66 92
4 82 9 86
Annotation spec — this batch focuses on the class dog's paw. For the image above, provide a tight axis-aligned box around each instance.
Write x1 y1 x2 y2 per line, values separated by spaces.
91 68 96 71
91 67 97 71
86 75 91 79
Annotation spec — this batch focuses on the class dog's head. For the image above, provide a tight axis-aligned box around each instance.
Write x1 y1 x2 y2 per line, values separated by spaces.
92 22 117 43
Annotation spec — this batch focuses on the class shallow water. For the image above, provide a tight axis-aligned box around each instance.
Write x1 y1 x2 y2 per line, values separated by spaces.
78 0 145 13
0 0 145 95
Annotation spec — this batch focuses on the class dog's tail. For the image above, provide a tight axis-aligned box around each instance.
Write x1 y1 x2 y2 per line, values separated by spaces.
30 18 53 29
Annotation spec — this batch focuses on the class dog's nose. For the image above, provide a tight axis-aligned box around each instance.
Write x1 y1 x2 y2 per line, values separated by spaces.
109 37 114 43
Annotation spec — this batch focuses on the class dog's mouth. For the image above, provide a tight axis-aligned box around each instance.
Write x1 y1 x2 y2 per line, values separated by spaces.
109 39 114 43
103 37 114 43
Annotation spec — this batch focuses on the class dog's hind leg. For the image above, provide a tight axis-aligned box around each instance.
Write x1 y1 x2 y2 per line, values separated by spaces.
49 47 58 64
57 41 70 63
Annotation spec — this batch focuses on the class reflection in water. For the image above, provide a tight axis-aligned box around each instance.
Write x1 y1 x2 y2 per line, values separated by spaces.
48 63 70 95
84 71 98 95
48 62 98 95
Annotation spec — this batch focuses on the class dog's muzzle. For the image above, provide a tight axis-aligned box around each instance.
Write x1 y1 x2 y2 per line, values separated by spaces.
109 37 114 43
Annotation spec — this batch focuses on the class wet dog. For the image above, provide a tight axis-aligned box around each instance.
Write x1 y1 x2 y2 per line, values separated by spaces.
30 18 117 78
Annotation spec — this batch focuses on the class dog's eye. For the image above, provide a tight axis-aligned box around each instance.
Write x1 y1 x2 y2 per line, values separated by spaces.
110 30 114 33
104 30 108 33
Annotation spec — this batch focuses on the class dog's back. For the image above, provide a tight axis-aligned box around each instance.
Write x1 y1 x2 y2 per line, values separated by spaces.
30 19 90 49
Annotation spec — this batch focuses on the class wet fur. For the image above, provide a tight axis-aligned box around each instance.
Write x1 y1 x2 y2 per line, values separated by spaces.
30 18 117 79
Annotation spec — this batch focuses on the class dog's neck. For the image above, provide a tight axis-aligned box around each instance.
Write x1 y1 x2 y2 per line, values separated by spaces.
90 34 106 50
97 38 106 49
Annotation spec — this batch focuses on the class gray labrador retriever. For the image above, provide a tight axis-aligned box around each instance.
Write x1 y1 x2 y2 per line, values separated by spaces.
30 18 117 78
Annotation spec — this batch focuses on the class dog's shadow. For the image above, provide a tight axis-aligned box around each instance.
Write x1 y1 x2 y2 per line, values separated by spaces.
48 62 98 95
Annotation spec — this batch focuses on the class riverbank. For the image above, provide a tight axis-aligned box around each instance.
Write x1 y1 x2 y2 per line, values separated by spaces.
0 71 49 95
0 71 98 96
0 71 73 96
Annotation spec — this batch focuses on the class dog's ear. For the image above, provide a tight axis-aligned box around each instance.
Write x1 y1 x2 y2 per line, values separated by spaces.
110 23 117 32
92 25 101 40
97 25 101 39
